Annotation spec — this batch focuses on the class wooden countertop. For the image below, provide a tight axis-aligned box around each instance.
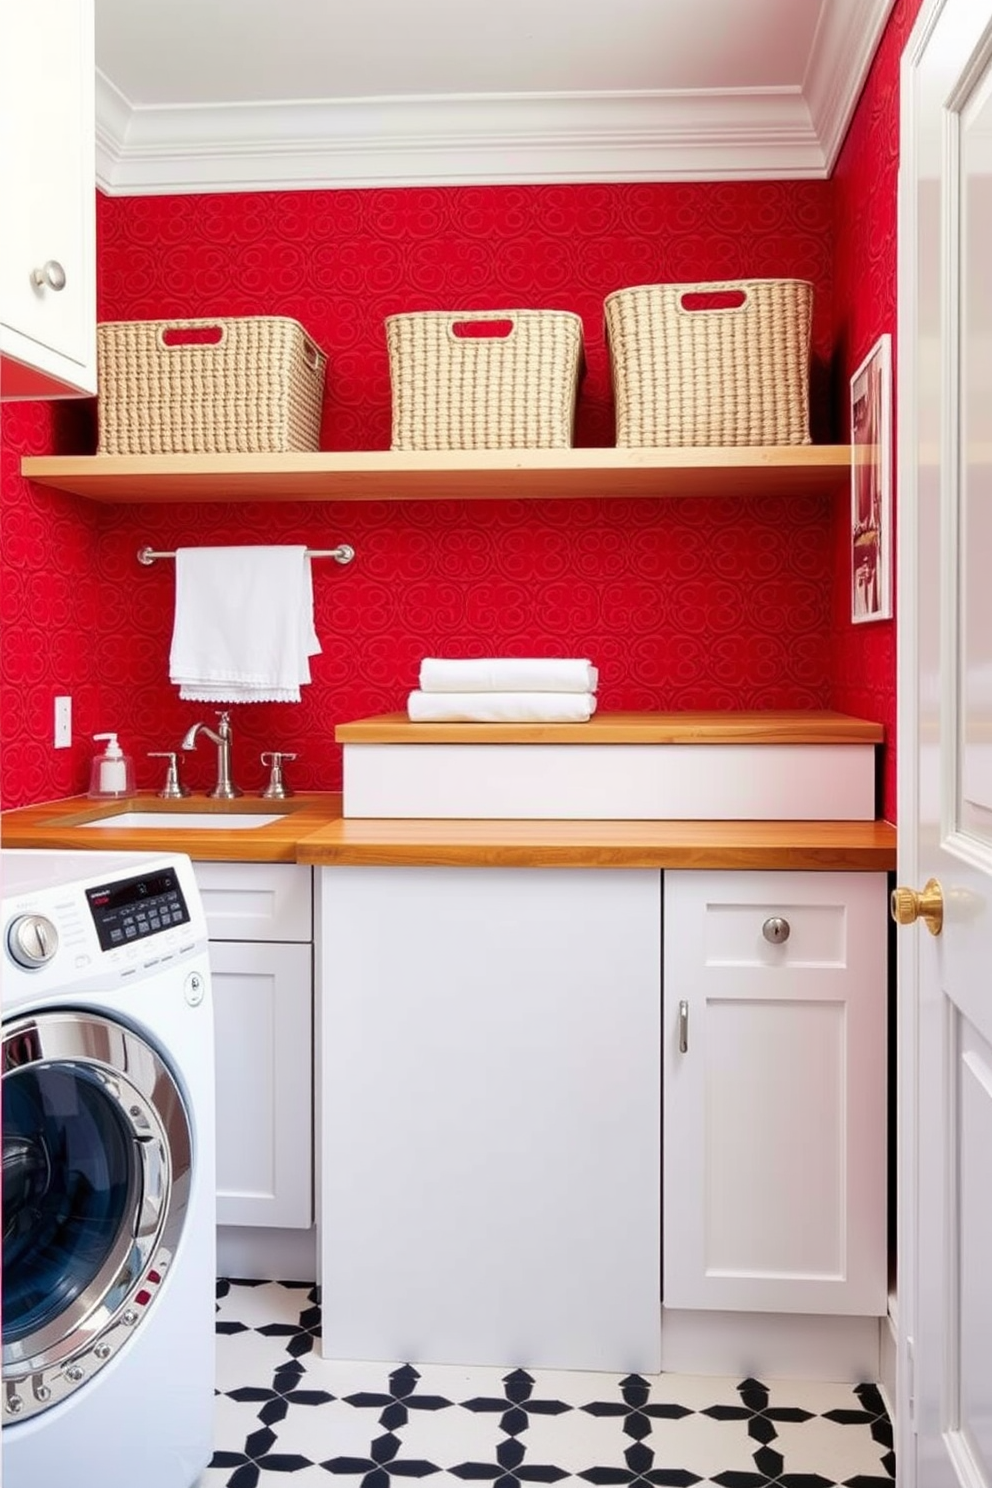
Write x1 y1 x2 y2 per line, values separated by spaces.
0 793 344 863
296 816 896 871
0 793 897 872
336 710 885 745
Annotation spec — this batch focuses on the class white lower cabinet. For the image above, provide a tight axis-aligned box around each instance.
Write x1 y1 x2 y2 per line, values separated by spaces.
319 865 662 1371
663 870 888 1317
194 862 313 1229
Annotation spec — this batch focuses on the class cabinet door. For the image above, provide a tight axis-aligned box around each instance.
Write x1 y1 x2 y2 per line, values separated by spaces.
210 940 313 1229
663 870 888 1316
320 865 662 1372
0 0 96 397
194 862 312 943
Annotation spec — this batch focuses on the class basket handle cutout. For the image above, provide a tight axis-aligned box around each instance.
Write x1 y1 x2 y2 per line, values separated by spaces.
303 340 321 370
448 317 516 342
158 322 228 349
678 288 750 314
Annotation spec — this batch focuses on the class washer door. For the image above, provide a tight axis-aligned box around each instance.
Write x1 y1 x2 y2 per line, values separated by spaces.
2 1010 192 1423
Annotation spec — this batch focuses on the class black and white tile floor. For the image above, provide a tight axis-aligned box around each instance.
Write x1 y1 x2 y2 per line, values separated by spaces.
202 1281 895 1488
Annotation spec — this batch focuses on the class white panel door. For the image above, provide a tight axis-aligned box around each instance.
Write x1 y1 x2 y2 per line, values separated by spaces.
211 940 313 1229
898 1 992 1482
319 865 661 1373
664 871 888 1315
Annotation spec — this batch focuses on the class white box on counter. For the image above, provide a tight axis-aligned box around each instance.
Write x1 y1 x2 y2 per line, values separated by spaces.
341 741 877 821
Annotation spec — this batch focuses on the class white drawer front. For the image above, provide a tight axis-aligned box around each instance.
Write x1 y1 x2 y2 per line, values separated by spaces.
701 896 849 970
193 862 312 942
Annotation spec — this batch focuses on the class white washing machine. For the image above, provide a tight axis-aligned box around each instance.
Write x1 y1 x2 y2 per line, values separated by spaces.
1 849 216 1488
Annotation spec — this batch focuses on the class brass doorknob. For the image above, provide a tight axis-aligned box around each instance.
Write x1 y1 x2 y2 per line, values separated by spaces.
891 878 944 936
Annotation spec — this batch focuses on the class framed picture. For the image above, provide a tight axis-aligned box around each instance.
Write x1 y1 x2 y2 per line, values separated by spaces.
850 334 893 623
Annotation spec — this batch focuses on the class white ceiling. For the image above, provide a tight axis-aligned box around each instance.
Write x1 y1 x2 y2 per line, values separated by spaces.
94 0 895 195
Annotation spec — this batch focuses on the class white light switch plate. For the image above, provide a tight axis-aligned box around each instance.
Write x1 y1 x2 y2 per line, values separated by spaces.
54 695 72 748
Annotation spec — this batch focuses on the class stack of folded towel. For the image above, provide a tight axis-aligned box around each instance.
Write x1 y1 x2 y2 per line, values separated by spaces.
407 658 599 722
169 545 321 703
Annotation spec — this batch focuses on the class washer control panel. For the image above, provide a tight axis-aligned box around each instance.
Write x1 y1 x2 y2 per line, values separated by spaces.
85 868 191 952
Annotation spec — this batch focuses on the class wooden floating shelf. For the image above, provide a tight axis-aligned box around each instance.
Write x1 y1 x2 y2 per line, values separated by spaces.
20 445 852 504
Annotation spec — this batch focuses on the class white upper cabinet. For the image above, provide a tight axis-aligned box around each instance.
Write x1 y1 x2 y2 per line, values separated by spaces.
0 0 96 399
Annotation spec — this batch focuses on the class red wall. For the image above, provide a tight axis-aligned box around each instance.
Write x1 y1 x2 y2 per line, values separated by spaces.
831 0 925 819
2 182 838 805
1 400 103 802
0 3 920 813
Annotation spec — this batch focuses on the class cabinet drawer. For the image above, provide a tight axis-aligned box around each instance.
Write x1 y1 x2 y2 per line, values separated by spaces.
686 874 854 971
193 862 312 942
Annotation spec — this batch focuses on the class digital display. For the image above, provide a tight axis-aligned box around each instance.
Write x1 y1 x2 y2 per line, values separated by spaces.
86 870 191 952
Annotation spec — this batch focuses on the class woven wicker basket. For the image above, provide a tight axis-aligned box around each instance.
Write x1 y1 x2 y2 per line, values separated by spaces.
604 279 813 447
96 317 327 455
385 309 584 450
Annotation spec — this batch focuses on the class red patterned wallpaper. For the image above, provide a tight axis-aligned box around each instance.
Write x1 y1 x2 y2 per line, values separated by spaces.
1 400 104 804
2 53 917 812
1 181 840 806
831 0 925 821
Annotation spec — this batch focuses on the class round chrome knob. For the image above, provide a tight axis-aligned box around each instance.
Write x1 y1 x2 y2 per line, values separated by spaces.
64 1364 84 1383
762 915 790 944
892 879 944 936
7 913 59 968
30 259 66 291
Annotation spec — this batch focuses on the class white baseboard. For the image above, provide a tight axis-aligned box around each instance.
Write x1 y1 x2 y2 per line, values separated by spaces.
218 1225 317 1283
660 1308 882 1381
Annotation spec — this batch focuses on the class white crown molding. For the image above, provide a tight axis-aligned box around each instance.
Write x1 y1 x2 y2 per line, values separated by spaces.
95 69 133 187
95 86 827 195
804 0 897 172
95 0 898 198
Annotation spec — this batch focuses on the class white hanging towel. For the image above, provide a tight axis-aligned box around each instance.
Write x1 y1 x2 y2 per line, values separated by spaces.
419 657 598 693
407 690 597 723
169 546 320 703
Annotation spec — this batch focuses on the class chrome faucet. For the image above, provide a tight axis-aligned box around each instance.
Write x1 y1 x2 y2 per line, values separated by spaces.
181 711 242 799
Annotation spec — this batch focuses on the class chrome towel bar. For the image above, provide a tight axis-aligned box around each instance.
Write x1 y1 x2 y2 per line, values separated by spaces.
137 544 355 566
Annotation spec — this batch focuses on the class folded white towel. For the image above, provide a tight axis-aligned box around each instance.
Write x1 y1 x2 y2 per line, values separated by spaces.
419 657 598 693
407 690 597 723
169 546 320 704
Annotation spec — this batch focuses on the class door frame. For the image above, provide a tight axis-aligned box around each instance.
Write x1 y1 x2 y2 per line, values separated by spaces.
895 0 990 1478
895 3 928 1467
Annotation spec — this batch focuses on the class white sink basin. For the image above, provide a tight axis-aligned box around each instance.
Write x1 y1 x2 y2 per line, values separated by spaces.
91 811 287 830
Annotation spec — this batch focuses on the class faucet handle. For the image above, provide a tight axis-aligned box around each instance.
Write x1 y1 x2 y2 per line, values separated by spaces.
148 751 191 799
260 751 297 800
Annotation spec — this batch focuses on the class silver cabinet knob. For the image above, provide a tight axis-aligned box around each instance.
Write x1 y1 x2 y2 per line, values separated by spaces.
30 260 67 291
7 913 59 968
762 916 791 945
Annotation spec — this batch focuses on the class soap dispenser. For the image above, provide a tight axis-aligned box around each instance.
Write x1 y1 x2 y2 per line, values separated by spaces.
88 733 135 799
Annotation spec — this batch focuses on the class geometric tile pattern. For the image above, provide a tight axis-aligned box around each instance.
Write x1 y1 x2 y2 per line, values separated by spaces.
201 1282 895 1488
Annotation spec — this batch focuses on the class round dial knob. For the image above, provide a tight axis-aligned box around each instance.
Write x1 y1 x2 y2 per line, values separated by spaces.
7 914 59 968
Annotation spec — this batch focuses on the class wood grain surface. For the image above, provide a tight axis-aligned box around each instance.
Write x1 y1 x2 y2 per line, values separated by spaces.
335 710 886 745
0 792 894 870
21 445 851 505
